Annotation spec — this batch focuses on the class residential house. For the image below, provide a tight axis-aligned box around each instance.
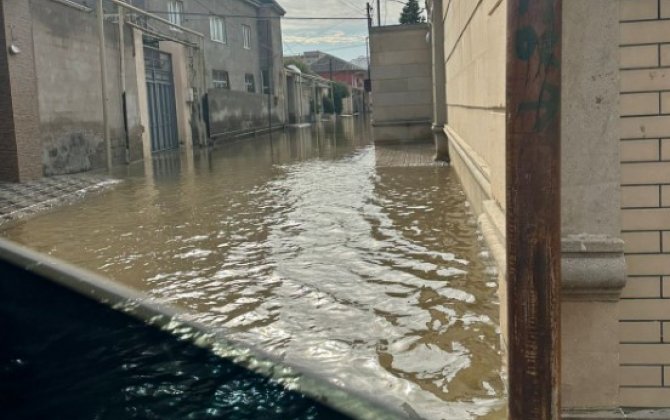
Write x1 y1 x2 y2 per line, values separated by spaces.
285 64 331 125
0 0 287 182
287 51 368 115
121 0 288 142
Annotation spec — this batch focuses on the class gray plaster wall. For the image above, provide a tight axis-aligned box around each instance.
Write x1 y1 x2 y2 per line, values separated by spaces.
561 0 621 238
143 0 286 133
31 0 143 175
145 0 264 94
369 24 433 143
207 89 280 137
286 75 316 124
258 5 287 124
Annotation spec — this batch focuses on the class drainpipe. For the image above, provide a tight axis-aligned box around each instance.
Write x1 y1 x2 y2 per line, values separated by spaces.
429 0 449 162
505 0 562 418
118 6 130 163
98 0 112 171
200 37 207 147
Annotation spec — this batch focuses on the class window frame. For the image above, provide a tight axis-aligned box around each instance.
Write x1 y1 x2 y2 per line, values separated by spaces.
212 70 230 90
167 0 184 27
244 73 256 93
209 16 227 44
242 24 251 50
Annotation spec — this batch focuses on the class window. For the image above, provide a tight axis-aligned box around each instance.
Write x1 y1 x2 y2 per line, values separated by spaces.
244 74 255 93
167 1 183 26
242 25 251 50
209 16 226 44
212 70 230 90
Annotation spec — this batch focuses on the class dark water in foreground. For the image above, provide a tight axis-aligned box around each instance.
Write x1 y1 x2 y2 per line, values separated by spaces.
0 260 346 420
1 119 505 419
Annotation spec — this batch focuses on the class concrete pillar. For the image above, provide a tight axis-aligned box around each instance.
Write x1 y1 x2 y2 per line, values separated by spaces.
0 0 42 182
132 28 151 160
429 0 449 162
560 0 625 410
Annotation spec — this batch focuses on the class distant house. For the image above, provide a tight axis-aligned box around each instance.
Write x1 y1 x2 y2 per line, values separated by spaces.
284 65 331 125
350 56 370 71
286 51 369 115
293 51 367 91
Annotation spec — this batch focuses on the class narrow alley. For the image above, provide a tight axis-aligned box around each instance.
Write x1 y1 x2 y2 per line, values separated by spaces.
1 121 505 419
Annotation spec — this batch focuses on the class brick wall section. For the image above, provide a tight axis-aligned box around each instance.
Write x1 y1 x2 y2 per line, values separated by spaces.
619 0 670 407
0 1 43 182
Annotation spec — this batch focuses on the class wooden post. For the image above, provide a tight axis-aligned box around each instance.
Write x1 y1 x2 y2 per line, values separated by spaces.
506 0 562 419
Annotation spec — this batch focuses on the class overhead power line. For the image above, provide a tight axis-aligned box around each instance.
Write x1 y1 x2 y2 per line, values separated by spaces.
146 11 368 20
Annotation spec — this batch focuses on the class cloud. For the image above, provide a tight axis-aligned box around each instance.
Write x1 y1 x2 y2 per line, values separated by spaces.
277 0 410 59
284 31 367 45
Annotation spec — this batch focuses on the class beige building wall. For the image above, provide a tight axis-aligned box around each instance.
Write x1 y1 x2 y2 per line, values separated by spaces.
441 0 509 373
369 24 433 143
444 0 507 218
618 0 670 407
440 4 626 410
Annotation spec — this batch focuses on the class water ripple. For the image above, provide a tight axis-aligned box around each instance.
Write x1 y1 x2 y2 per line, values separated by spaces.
1 122 505 419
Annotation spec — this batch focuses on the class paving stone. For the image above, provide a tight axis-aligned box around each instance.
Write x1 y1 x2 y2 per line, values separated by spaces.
0 174 120 226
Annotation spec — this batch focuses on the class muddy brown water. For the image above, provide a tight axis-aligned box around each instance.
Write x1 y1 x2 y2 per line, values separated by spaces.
1 119 506 419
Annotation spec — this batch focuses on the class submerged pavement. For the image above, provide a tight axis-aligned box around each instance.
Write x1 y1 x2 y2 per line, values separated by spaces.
1 120 505 419
0 174 119 226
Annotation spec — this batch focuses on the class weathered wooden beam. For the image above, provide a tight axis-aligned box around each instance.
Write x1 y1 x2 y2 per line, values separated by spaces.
506 0 562 418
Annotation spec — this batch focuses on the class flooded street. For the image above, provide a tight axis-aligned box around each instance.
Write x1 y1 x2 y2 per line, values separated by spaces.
1 120 505 419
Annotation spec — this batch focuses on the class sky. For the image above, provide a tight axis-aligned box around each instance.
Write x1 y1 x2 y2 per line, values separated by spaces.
278 0 413 62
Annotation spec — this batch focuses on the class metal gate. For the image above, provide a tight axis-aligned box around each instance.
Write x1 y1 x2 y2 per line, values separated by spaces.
144 48 179 152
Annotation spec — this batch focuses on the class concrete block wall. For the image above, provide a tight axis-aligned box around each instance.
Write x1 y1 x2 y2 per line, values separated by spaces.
618 0 670 407
31 0 143 175
369 24 433 143
207 88 280 138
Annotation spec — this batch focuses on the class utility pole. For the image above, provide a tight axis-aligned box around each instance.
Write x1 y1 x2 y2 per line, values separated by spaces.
376 0 381 26
366 2 373 29
98 0 112 171
365 37 371 81
506 0 562 418
329 58 334 114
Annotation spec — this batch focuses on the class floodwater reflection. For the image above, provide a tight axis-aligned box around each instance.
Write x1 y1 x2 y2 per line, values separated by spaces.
1 119 505 419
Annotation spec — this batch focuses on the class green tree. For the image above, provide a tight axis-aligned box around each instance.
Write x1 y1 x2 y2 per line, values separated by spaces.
399 0 426 24
322 82 350 115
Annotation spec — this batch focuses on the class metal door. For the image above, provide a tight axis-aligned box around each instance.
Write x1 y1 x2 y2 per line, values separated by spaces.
144 48 179 152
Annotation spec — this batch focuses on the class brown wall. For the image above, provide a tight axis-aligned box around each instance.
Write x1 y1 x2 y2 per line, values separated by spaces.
0 0 42 182
618 0 670 407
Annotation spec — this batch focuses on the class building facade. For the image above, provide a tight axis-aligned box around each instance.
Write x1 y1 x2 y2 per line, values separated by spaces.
424 0 670 413
287 51 368 115
0 0 287 182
